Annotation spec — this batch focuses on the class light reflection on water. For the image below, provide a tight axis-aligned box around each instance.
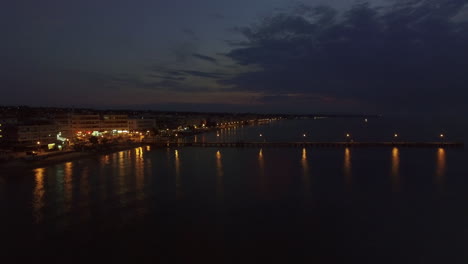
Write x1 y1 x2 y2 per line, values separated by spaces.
118 151 129 207
175 149 182 200
435 148 447 190
216 150 224 201
301 148 310 195
391 147 400 192
27 147 457 219
99 155 109 203
64 162 73 213
17 143 468 262
135 147 144 196
344 148 352 187
33 168 45 223
258 148 266 197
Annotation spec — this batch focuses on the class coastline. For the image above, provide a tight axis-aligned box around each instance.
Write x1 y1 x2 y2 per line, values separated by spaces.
0 144 144 172
0 122 266 173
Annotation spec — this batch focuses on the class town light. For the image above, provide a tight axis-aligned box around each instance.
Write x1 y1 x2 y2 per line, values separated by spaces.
303 134 306 137
259 133 263 137
37 141 41 145
346 133 350 138
440 134 444 138
394 133 398 138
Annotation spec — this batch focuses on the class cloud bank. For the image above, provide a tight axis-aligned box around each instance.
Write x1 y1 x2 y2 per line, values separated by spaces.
222 0 468 115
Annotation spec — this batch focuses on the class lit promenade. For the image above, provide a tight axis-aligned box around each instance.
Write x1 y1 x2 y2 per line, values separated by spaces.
151 141 464 148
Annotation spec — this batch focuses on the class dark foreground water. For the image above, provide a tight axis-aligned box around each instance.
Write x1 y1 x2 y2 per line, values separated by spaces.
1 118 467 263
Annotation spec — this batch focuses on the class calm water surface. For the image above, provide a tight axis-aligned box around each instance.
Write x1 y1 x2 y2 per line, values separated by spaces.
1 119 467 263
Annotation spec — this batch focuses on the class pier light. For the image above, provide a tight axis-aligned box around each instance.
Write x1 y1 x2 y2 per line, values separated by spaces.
440 133 444 138
259 133 263 137
303 133 307 137
346 133 350 138
394 133 398 138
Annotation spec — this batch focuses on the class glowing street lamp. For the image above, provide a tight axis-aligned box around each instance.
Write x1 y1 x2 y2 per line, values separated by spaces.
345 133 352 143
259 133 266 142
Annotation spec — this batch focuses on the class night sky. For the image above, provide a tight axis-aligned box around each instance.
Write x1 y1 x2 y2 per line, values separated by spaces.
1 0 468 116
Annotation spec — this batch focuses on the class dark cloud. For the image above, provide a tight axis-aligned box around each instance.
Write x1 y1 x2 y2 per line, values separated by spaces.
148 66 227 80
223 0 468 115
109 72 218 93
148 66 187 77
182 28 198 40
192 53 218 63
181 70 227 79
148 74 186 81
172 41 198 62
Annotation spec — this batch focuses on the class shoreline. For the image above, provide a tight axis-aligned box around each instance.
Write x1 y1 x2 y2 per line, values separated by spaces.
0 122 269 172
0 144 144 171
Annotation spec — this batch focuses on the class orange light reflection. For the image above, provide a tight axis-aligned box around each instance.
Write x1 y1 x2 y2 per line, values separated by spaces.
33 168 45 223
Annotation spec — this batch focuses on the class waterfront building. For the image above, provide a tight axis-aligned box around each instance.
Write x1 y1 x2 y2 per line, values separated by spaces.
2 122 59 147
0 117 18 126
53 113 72 138
0 117 19 142
70 114 100 135
100 115 129 132
128 118 156 132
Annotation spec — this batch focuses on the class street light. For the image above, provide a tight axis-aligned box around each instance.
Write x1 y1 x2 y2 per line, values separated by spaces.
259 133 265 142
345 133 351 143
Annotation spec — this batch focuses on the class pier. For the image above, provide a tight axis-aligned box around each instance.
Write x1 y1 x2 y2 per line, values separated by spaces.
150 141 464 148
